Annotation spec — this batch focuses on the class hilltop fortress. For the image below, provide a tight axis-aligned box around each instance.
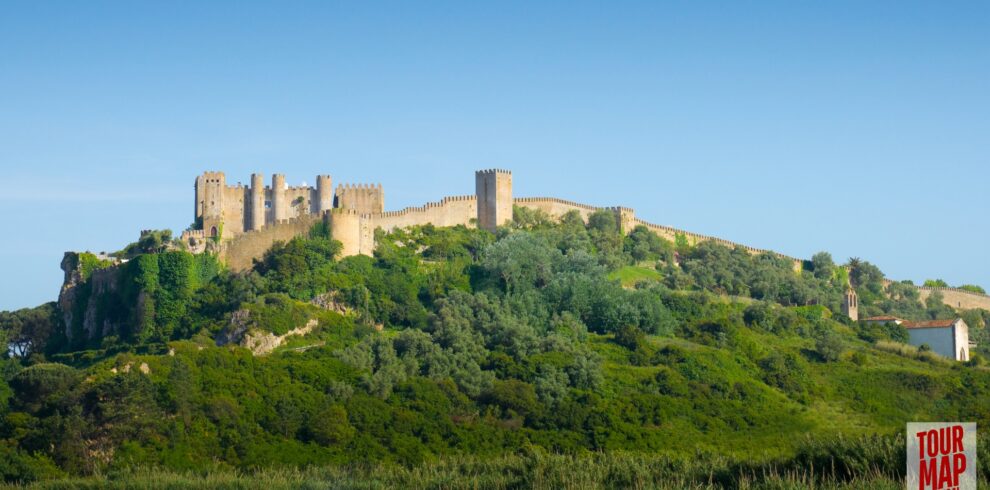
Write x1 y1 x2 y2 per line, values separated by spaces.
178 168 990 314
181 169 802 270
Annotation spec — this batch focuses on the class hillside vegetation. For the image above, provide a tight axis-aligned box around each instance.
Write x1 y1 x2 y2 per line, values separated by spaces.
0 207 988 487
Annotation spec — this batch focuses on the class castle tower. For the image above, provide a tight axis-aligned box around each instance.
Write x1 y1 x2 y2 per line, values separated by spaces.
195 171 226 238
334 183 384 214
842 288 858 321
249 173 265 231
316 175 333 214
271 174 287 221
611 207 636 234
327 208 362 257
475 169 512 232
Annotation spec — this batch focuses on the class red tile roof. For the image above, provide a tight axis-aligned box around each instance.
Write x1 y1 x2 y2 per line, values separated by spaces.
902 319 958 329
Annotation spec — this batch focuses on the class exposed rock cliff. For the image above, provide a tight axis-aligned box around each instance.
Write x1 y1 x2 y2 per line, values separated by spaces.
215 309 319 355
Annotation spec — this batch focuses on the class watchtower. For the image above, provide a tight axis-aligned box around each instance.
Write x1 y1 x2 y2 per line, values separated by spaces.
475 169 512 232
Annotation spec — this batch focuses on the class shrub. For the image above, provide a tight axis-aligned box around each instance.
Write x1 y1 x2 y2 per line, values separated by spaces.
815 330 844 362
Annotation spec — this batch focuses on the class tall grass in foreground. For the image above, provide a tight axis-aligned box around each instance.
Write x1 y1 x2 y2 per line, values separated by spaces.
7 436 989 490
2 461 907 490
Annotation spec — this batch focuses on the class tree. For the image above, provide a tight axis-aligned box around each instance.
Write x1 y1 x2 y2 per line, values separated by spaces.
587 210 618 236
847 258 884 289
613 325 645 351
815 330 844 362
114 230 174 259
309 404 355 446
923 279 949 288
811 252 835 280
624 226 673 263
484 379 540 417
924 291 956 320
0 304 57 358
479 233 561 294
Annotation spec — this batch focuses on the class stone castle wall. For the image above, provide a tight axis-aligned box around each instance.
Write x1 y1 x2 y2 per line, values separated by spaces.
335 184 384 214
374 195 477 231
221 185 248 235
513 197 598 220
917 287 990 311
631 217 804 272
220 214 323 271
513 197 804 271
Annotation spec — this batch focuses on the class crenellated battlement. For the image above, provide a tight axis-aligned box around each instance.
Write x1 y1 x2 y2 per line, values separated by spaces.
515 197 598 212
329 207 363 216
377 195 477 219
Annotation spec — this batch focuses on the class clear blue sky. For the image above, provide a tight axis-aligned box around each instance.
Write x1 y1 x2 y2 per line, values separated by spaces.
1 1 987 311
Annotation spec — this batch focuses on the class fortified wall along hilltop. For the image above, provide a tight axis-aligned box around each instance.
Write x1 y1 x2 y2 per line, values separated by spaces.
181 169 803 271
178 169 990 312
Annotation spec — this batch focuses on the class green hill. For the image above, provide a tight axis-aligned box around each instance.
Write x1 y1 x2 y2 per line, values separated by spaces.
0 208 987 487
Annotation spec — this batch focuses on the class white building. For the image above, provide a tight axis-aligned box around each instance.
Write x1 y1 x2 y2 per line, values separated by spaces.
901 318 970 361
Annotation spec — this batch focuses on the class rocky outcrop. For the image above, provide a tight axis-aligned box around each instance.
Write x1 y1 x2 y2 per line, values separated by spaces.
216 309 319 355
58 252 122 344
312 292 382 331
311 292 351 315
241 319 318 355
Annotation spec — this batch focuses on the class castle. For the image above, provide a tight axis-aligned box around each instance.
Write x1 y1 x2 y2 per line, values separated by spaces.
189 172 383 238
179 168 990 319
181 168 800 268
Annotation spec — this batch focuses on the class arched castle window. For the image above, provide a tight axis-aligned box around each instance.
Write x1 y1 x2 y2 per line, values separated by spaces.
210 226 218 237
960 348 966 361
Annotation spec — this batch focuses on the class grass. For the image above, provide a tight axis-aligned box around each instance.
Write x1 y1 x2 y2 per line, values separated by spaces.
873 340 952 365
608 265 663 288
4 451 952 490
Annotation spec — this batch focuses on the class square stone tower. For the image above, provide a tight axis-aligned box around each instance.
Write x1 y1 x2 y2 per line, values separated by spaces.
195 171 226 238
475 169 512 232
842 288 858 321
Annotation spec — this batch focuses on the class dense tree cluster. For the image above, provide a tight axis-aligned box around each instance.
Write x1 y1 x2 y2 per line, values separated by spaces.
0 211 986 482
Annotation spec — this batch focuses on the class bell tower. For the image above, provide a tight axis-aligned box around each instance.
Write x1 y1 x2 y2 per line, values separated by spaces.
842 288 858 321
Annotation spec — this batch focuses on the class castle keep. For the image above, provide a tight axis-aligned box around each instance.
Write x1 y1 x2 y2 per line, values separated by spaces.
191 172 383 238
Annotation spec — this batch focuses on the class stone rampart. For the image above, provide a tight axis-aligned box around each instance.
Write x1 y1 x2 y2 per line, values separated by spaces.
221 214 323 271
514 197 804 271
916 286 990 311
373 195 476 231
513 197 599 220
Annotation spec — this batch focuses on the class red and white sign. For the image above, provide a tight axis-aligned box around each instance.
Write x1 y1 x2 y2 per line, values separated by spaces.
907 423 977 490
